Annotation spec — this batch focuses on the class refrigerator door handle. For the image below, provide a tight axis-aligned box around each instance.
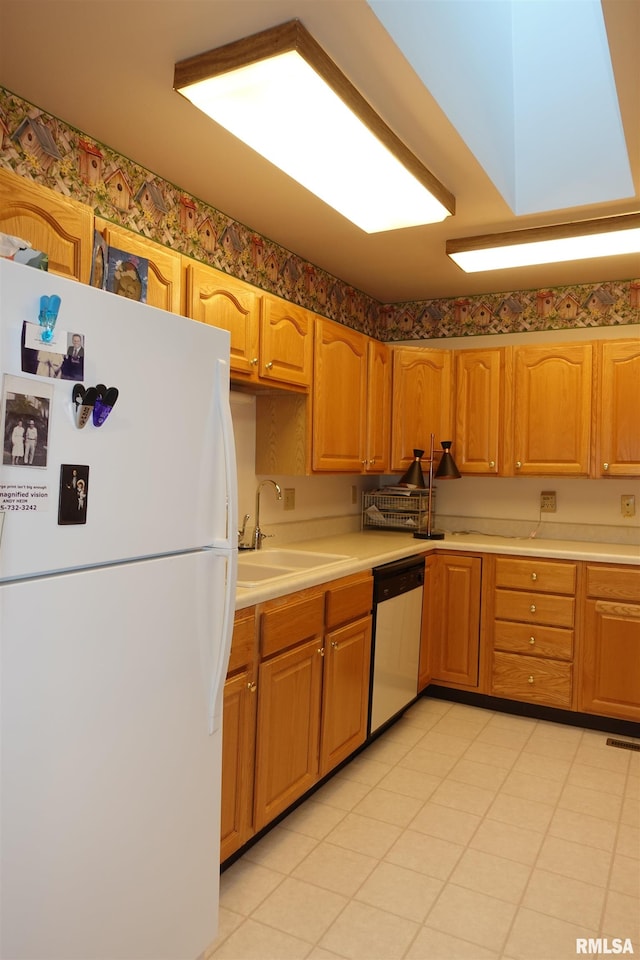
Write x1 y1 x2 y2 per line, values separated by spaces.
209 550 236 735
213 357 238 551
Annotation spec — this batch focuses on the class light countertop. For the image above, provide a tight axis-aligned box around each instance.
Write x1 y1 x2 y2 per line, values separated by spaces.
234 529 639 609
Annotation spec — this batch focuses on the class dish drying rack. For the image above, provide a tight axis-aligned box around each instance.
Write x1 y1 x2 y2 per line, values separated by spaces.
362 488 435 532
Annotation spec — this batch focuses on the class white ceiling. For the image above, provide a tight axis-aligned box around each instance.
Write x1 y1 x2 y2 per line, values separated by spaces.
1 0 638 304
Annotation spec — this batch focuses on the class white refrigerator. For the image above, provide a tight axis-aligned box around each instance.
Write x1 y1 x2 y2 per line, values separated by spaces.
0 259 237 960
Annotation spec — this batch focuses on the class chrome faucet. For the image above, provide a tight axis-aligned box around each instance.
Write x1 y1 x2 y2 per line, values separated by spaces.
237 513 250 549
252 480 282 549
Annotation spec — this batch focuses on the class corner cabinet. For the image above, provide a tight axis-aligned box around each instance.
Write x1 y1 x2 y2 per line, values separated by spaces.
312 320 368 472
390 347 453 473
0 168 93 283
579 564 640 722
594 340 640 477
511 342 592 476
429 553 482 689
454 348 506 475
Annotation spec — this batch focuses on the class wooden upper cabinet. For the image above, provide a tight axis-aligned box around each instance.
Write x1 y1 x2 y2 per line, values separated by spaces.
594 339 640 477
0 168 93 282
184 261 260 378
511 342 592 476
454 348 505 475
312 319 368 472
95 219 182 314
365 339 391 473
390 347 453 473
260 295 313 388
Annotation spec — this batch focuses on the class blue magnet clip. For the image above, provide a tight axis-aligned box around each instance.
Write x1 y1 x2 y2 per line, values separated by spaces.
38 294 61 343
93 387 119 427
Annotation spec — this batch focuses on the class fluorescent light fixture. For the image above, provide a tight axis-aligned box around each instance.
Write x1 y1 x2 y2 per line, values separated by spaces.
174 20 455 234
447 213 640 273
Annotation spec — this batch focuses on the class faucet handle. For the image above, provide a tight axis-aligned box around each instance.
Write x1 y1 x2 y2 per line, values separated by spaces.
238 513 250 546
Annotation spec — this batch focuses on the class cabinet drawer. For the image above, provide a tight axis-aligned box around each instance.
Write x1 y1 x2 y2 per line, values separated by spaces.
260 592 324 658
228 608 256 674
495 589 575 628
586 565 640 602
493 620 573 660
495 557 576 594
492 651 572 708
325 573 373 629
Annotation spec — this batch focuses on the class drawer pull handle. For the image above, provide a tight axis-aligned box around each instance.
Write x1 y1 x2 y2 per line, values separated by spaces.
529 637 535 645
531 573 537 581
530 604 536 613
528 675 534 684
247 682 257 693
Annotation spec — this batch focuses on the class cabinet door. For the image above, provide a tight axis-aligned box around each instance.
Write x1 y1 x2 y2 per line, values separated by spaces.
260 296 313 388
595 340 640 477
0 169 93 282
184 261 260 379
312 320 368 472
512 343 592 475
391 348 453 473
430 554 482 688
365 340 391 473
96 219 182 313
418 555 437 691
320 615 372 775
253 638 323 830
580 599 640 722
220 669 256 862
455 349 504 475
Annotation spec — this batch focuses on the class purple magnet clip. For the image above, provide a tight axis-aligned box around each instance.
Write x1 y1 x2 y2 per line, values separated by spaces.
92 387 119 427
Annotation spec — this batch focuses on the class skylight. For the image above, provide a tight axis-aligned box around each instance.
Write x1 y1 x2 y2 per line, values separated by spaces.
367 0 634 215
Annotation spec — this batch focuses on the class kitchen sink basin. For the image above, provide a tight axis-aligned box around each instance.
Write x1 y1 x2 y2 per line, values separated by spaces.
236 549 352 586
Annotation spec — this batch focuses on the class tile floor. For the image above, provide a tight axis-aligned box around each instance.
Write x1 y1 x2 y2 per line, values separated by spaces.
211 698 640 960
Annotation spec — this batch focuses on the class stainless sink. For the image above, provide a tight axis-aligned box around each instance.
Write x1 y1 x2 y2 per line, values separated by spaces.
236 549 351 586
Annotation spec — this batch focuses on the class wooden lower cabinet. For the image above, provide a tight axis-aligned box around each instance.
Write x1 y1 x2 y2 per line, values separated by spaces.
253 637 324 831
220 607 257 863
489 556 576 709
320 615 372 775
430 553 482 688
579 564 640 722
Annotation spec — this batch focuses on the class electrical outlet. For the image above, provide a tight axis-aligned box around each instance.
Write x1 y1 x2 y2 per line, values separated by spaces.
283 487 295 511
540 491 556 513
621 494 636 518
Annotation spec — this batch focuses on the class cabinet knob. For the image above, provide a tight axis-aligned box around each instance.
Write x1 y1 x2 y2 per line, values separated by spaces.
265 361 273 370
603 462 609 471
528 675 535 684
318 647 325 657
530 604 536 613
515 461 522 469
531 572 537 581
247 681 257 693
529 636 536 645
250 357 258 365
331 640 339 649
489 460 495 468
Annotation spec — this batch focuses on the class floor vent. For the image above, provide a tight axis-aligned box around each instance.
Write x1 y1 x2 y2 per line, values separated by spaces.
606 737 640 752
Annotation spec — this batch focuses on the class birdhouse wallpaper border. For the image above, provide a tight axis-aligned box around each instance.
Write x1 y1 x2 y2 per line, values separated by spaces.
1 86 638 341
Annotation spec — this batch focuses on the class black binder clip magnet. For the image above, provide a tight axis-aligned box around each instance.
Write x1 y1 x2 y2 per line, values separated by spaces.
76 386 97 429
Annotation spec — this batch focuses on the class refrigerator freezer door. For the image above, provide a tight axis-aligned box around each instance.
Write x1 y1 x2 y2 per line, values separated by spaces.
0 260 236 580
0 550 228 960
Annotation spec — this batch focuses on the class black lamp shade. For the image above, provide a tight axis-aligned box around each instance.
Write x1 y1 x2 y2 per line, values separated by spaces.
435 440 461 479
399 449 426 488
